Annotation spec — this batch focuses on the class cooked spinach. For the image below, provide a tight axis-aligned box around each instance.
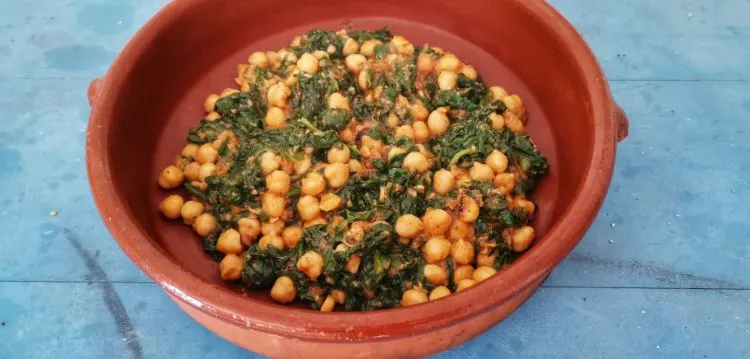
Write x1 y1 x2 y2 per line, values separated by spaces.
171 27 549 312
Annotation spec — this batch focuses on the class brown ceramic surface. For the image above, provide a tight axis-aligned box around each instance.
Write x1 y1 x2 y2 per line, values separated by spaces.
86 0 628 357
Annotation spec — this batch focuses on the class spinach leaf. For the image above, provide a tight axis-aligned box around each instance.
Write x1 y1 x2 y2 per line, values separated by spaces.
347 27 394 43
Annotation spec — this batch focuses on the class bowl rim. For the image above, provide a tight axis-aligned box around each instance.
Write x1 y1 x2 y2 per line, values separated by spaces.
86 0 617 341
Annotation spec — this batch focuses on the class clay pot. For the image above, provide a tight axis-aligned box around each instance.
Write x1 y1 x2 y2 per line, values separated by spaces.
86 0 628 357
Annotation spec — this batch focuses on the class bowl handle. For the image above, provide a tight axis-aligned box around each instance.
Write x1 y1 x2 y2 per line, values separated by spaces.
613 102 629 142
87 77 102 107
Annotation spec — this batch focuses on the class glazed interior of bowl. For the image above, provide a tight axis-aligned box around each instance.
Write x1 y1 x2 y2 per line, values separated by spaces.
95 0 609 333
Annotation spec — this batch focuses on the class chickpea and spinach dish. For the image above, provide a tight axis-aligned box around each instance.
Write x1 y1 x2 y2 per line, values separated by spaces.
157 28 549 311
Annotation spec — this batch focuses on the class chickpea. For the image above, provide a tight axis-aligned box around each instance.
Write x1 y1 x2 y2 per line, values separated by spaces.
327 144 351 164
395 125 414 139
238 217 261 245
469 162 494 182
270 276 296 303
360 39 382 58
301 171 326 196
453 265 474 284
458 196 480 222
266 51 280 68
489 86 509 101
297 195 321 221
159 194 184 219
400 289 428 307
304 216 328 228
294 155 312 175
494 173 516 195
429 286 451 300
296 52 320 74
349 159 364 174
511 226 535 252
158 165 184 189
324 162 350 188
456 279 477 292
384 114 401 130
345 54 367 73
451 239 475 265
432 169 455 194
259 233 285 251
417 53 435 73
502 94 525 117
181 143 199 158
282 226 303 248
183 162 200 182
240 80 251 92
266 170 291 195
204 111 221 122
357 69 371 90
476 253 496 267
312 50 328 60
192 213 217 237
423 264 448 285
332 289 346 304
422 208 452 235
346 254 362 274
320 295 336 312
267 82 291 108
249 51 270 68
387 35 412 54
486 150 509 173
395 214 424 239
412 121 430 144
261 220 285 236
423 236 452 263
261 192 287 218
285 70 299 87
473 266 497 282
461 65 478 80
411 103 429 122
196 144 218 165
435 54 462 73
451 166 471 186
314 193 339 213
198 163 216 182
388 147 407 161
219 254 244 281
504 112 525 133
343 37 359 56
220 88 240 98
204 94 219 113
448 219 474 241
427 108 450 137
278 49 298 63
490 113 505 131
265 107 286 129
259 151 281 175
403 152 430 173
216 228 243 255
339 126 356 143
297 251 324 280
437 71 458 90
180 200 204 224
328 92 351 110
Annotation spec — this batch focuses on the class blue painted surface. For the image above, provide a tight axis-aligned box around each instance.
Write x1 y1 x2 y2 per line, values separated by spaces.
0 0 748 358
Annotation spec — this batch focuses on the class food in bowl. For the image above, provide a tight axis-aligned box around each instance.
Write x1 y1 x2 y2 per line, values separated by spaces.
155 28 549 312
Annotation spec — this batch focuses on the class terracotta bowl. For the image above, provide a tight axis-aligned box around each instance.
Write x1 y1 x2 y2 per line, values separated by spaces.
86 0 628 357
